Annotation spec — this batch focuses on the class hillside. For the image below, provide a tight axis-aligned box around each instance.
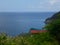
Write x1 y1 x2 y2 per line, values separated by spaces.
45 12 60 24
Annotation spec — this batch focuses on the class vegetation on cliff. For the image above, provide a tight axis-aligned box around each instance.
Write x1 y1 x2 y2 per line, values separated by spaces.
45 12 60 24
45 12 60 45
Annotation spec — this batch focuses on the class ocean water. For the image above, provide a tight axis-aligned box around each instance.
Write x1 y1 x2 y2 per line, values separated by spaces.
0 12 55 36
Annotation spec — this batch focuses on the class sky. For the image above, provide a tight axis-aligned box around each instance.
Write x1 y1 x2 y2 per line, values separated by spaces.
0 0 60 12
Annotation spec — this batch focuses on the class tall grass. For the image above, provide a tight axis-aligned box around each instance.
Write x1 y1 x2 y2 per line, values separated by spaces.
0 32 59 45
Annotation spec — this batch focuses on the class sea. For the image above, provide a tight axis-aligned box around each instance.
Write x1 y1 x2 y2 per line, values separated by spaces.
0 12 55 36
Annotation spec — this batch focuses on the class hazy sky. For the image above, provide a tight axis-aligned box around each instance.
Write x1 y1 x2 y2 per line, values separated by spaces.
0 0 60 12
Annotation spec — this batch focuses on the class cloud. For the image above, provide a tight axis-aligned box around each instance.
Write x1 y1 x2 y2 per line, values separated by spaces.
39 0 59 6
49 0 58 5
39 0 60 9
20 0 60 12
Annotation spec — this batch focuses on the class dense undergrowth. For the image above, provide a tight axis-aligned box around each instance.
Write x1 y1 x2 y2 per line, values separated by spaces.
0 32 59 45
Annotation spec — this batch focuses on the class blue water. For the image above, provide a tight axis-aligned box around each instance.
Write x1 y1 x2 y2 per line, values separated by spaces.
0 12 55 36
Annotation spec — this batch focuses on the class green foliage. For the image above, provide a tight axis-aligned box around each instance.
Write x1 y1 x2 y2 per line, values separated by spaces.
0 32 59 45
45 12 60 45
